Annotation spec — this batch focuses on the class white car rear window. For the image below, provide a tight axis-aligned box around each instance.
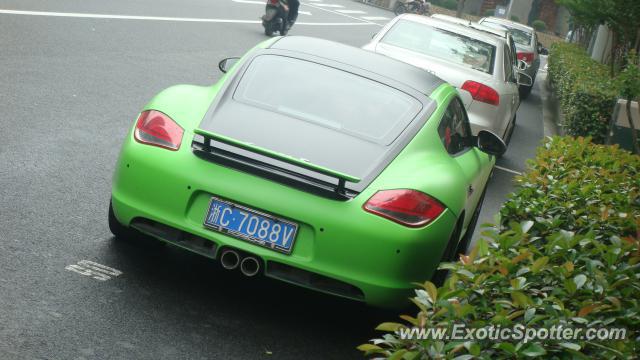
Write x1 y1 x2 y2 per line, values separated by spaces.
381 20 496 74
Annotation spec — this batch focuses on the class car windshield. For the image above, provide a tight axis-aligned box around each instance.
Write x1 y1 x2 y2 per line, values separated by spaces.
233 55 422 145
482 21 533 46
380 20 496 74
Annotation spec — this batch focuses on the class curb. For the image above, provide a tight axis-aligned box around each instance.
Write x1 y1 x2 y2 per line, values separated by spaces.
538 61 560 137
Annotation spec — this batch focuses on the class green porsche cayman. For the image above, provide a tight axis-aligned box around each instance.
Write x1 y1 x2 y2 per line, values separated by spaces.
109 36 505 308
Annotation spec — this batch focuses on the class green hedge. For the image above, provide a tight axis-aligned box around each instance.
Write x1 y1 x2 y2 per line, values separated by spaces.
547 43 619 143
359 137 640 359
531 19 547 32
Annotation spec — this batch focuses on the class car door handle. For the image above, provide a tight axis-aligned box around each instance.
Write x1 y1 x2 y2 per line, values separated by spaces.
467 185 474 197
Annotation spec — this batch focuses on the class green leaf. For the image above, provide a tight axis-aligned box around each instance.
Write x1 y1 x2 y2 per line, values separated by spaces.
424 281 438 304
375 322 404 332
524 308 536 323
496 342 516 354
559 342 581 351
453 356 474 360
522 343 547 357
456 269 475 279
357 344 383 352
511 291 532 308
531 256 549 273
574 274 587 289
388 349 407 360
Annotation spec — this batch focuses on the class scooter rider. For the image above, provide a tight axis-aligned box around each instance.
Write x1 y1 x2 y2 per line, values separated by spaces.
288 0 300 28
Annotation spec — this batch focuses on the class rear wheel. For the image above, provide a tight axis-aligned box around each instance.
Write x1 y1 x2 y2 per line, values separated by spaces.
431 219 463 286
455 185 487 257
264 23 274 36
108 200 133 239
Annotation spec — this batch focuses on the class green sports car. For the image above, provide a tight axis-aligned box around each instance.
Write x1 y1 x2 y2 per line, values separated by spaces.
109 36 505 308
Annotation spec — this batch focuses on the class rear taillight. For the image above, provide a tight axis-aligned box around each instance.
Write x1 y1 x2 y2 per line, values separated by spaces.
134 110 184 151
517 52 534 65
461 80 500 106
363 189 445 227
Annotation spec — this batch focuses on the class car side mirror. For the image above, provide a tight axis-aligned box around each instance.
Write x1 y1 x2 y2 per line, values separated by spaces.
476 130 506 157
517 59 528 71
218 57 241 73
516 71 533 87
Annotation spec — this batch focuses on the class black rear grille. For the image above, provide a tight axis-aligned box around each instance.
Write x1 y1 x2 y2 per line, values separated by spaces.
266 261 365 301
130 218 217 259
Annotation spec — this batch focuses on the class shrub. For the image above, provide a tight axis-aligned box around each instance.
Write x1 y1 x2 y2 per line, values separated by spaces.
548 43 619 143
532 19 547 32
483 8 494 17
510 15 520 22
359 137 640 359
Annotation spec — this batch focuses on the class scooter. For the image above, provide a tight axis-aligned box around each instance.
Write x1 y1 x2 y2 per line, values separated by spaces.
393 0 430 15
262 0 290 36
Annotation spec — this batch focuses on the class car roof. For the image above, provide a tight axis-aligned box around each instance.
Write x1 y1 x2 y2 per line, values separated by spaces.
430 14 509 39
480 17 534 32
269 36 444 96
399 14 501 46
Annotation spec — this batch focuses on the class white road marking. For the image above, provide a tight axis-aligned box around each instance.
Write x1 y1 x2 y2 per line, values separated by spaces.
312 3 345 7
0 9 374 25
336 10 366 14
302 2 381 25
66 260 122 281
495 165 522 176
361 16 389 20
231 0 263 4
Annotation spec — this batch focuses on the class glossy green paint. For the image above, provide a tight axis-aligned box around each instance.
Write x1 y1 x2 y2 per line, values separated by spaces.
111 43 493 307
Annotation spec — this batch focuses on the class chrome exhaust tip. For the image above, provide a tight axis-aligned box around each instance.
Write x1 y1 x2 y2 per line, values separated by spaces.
240 256 261 277
220 249 240 270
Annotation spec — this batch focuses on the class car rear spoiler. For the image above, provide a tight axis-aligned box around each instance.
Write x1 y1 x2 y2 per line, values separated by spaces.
193 129 361 195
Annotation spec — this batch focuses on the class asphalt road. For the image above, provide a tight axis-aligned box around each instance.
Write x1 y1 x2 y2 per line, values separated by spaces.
0 1 545 358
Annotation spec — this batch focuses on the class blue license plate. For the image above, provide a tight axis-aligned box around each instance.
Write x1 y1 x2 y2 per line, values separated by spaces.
203 197 298 254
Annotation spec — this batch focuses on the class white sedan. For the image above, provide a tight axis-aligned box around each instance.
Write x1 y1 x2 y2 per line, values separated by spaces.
363 14 532 143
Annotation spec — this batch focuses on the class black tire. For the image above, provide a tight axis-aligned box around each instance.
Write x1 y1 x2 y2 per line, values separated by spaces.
455 185 487 257
264 25 274 36
393 3 406 15
108 200 133 239
431 219 463 286
280 21 289 36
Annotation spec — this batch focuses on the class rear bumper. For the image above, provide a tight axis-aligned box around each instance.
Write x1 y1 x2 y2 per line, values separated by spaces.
111 134 458 308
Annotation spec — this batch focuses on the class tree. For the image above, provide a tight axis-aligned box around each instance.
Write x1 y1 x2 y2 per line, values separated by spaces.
557 0 640 75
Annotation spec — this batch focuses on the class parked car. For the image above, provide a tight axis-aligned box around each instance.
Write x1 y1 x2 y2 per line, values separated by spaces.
108 36 506 308
430 13 521 77
364 14 532 143
478 16 540 98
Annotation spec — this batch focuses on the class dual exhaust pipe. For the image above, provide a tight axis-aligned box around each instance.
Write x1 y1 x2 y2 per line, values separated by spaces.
220 249 261 277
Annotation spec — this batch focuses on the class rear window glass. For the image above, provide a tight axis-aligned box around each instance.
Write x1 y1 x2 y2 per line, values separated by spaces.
380 20 496 74
482 21 533 46
233 55 422 145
